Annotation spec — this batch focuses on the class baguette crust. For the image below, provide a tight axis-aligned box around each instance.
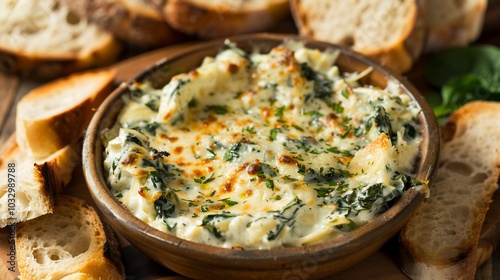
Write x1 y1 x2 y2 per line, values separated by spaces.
163 0 290 38
60 0 185 47
0 36 120 79
0 139 80 228
16 195 125 279
425 0 487 52
0 142 55 228
290 0 425 73
16 69 115 158
399 101 500 279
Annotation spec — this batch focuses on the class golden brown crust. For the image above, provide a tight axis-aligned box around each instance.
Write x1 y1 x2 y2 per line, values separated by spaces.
60 0 186 47
163 0 290 38
0 36 121 80
399 101 500 279
16 69 116 158
290 0 424 73
16 195 125 279
34 162 57 214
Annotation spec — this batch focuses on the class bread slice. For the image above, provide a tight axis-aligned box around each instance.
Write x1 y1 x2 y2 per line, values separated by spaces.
60 0 185 47
399 101 500 279
425 0 487 52
15 195 125 279
162 0 290 38
16 68 115 158
0 0 121 79
290 0 425 73
0 138 80 228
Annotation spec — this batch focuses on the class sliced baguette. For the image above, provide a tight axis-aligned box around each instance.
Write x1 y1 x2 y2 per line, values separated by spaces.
425 0 487 52
16 68 115 158
162 0 290 38
15 195 125 279
0 139 80 228
290 0 425 73
0 0 121 79
60 0 185 47
399 101 500 279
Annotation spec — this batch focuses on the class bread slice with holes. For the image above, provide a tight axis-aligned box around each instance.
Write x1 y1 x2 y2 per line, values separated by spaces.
60 0 186 47
16 68 115 159
0 137 80 228
290 0 425 73
399 101 500 279
15 195 125 279
0 0 121 79
425 0 487 52
161 0 291 38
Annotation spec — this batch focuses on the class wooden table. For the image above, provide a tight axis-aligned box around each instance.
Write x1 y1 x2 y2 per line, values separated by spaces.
1 7 500 279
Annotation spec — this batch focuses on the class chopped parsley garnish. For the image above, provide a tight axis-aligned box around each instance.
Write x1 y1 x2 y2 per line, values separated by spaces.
275 106 285 117
220 198 238 207
243 126 256 134
194 173 216 184
341 88 349 99
269 128 278 141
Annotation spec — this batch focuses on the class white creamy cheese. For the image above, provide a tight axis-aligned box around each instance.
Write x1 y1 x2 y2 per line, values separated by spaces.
102 41 423 249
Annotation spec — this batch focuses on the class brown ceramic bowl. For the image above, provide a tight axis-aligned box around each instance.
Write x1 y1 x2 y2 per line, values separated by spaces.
83 33 439 279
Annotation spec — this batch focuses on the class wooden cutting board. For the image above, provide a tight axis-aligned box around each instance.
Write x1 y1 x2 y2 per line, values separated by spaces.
1 42 500 280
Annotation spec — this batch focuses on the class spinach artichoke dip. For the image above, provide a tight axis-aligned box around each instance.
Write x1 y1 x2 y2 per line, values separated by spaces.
103 41 423 249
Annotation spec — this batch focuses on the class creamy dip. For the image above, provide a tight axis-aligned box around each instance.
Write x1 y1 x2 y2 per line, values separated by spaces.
102 41 423 249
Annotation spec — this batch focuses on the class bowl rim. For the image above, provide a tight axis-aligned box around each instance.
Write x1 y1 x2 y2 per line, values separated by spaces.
83 33 439 266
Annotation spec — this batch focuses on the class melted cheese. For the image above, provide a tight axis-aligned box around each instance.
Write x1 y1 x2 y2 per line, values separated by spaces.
103 42 423 249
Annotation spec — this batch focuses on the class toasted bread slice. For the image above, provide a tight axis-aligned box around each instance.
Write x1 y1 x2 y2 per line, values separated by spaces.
0 0 121 79
162 0 290 38
16 195 125 279
60 0 185 47
290 0 425 73
425 0 487 52
0 138 80 228
16 68 115 158
399 101 500 279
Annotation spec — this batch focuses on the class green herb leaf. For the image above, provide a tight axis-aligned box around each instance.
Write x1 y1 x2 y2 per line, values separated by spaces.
220 198 238 207
300 63 333 100
269 128 278 141
275 106 285 117
424 45 500 123
202 212 237 240
207 148 216 160
205 105 229 115
223 143 241 161
194 173 216 184
267 197 305 240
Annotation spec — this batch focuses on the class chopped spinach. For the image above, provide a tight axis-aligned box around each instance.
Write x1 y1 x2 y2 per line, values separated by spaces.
267 197 305 240
366 106 396 142
424 45 500 123
300 63 333 100
303 166 349 184
202 212 237 240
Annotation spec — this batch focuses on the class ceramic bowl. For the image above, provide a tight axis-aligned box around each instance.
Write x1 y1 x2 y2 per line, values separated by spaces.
83 33 439 280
